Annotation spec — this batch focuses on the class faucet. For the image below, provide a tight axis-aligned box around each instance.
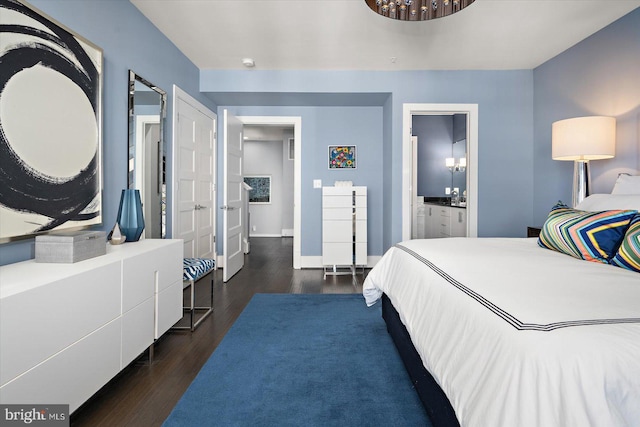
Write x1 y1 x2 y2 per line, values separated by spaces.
451 189 459 206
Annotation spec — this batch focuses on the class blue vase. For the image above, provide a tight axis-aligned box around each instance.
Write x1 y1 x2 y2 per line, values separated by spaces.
117 189 145 242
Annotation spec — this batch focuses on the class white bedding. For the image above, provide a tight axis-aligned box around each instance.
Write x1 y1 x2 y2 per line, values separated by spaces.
363 238 640 427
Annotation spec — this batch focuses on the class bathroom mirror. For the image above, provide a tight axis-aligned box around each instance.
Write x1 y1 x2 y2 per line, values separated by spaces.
128 70 167 238
451 138 467 205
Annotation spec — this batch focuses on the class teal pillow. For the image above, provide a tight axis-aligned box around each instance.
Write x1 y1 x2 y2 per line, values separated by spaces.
538 201 637 263
610 215 640 272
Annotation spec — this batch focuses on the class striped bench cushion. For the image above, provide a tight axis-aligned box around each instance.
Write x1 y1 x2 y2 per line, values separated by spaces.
183 258 215 281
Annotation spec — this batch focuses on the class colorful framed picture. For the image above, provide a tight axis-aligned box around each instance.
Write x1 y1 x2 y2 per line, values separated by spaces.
0 0 103 242
329 146 356 169
244 176 271 204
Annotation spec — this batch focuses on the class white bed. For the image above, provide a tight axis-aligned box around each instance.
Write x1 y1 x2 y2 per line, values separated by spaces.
364 198 640 426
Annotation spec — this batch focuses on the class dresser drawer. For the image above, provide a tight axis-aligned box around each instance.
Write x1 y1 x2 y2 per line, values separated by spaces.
0 318 121 412
323 220 353 242
322 195 353 208
0 262 121 387
121 297 154 367
323 208 353 221
322 243 354 265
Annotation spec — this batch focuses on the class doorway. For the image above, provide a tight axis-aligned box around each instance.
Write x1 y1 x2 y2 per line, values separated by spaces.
243 125 295 240
402 103 478 240
238 116 302 269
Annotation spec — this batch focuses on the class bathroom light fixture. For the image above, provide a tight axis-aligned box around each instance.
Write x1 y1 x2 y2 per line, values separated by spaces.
445 157 455 170
458 157 466 171
365 0 475 21
446 157 466 172
552 116 616 207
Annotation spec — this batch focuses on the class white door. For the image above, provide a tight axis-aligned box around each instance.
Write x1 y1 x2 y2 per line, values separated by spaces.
195 110 216 259
222 110 244 282
411 136 418 239
174 93 216 260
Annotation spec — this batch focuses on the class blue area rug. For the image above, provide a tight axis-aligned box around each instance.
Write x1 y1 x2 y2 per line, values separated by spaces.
163 294 430 426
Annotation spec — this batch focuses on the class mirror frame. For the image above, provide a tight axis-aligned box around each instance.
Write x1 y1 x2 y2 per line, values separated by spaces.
127 70 167 238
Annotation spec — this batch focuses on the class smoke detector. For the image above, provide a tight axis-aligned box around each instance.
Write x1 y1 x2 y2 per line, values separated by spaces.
242 58 255 68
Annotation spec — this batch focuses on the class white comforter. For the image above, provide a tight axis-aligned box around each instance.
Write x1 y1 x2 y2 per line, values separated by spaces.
363 238 640 427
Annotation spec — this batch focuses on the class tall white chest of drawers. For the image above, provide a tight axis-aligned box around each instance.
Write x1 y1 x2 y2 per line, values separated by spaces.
322 186 367 274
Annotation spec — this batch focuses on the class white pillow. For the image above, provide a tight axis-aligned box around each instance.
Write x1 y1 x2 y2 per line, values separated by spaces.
611 174 640 195
575 194 640 211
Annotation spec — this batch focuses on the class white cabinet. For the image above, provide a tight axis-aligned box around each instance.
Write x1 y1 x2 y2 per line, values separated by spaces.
450 207 467 237
322 186 367 270
0 239 182 413
423 204 466 238
415 201 426 239
423 204 436 239
436 205 451 237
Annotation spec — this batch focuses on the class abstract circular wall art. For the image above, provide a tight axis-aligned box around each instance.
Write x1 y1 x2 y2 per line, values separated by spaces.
0 0 103 242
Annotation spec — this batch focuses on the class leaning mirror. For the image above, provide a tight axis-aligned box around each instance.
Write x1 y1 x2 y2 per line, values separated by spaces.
128 70 167 238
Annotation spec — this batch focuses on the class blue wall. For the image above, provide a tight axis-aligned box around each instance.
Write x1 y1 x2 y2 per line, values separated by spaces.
218 106 384 257
533 8 640 224
203 69 535 247
0 0 216 266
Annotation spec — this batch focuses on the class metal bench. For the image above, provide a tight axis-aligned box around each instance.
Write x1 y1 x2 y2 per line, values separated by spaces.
173 258 215 331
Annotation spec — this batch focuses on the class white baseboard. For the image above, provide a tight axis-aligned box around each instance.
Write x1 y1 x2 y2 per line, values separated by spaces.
281 229 294 237
367 256 382 268
217 254 381 270
299 256 381 269
299 256 323 269
250 233 282 238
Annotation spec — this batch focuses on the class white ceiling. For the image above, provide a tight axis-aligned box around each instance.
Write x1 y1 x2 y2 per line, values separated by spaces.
130 0 640 71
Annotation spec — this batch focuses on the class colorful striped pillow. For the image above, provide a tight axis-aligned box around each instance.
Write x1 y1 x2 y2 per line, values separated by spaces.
610 215 640 272
538 201 637 263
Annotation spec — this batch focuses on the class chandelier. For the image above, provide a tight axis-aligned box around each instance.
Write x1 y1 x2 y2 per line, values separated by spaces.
365 0 475 21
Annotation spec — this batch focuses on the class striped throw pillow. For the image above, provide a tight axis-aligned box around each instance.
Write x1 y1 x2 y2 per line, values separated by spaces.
538 201 637 263
610 215 640 272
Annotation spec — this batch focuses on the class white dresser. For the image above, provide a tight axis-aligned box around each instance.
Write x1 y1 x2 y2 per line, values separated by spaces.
0 239 183 413
322 186 367 275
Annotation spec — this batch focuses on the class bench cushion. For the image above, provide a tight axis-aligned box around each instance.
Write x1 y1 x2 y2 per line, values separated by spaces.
183 258 215 282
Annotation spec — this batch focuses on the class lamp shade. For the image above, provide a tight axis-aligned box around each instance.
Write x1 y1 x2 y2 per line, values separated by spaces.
552 116 615 161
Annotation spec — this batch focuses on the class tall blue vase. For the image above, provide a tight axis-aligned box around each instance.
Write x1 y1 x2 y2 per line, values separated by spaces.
117 189 145 242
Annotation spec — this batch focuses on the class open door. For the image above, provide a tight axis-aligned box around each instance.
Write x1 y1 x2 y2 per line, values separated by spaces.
411 135 419 239
174 92 216 260
222 110 244 282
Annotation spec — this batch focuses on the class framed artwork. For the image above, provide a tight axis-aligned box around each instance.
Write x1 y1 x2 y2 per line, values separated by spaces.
0 0 103 242
329 145 356 169
244 176 271 204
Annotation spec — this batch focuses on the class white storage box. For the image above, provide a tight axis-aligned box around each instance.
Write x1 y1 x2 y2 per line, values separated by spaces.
35 230 107 263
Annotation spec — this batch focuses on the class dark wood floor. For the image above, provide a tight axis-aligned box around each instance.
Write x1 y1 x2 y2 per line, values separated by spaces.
70 237 364 427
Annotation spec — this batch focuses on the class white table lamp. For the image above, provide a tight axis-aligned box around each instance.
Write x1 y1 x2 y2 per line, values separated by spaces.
552 116 616 207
